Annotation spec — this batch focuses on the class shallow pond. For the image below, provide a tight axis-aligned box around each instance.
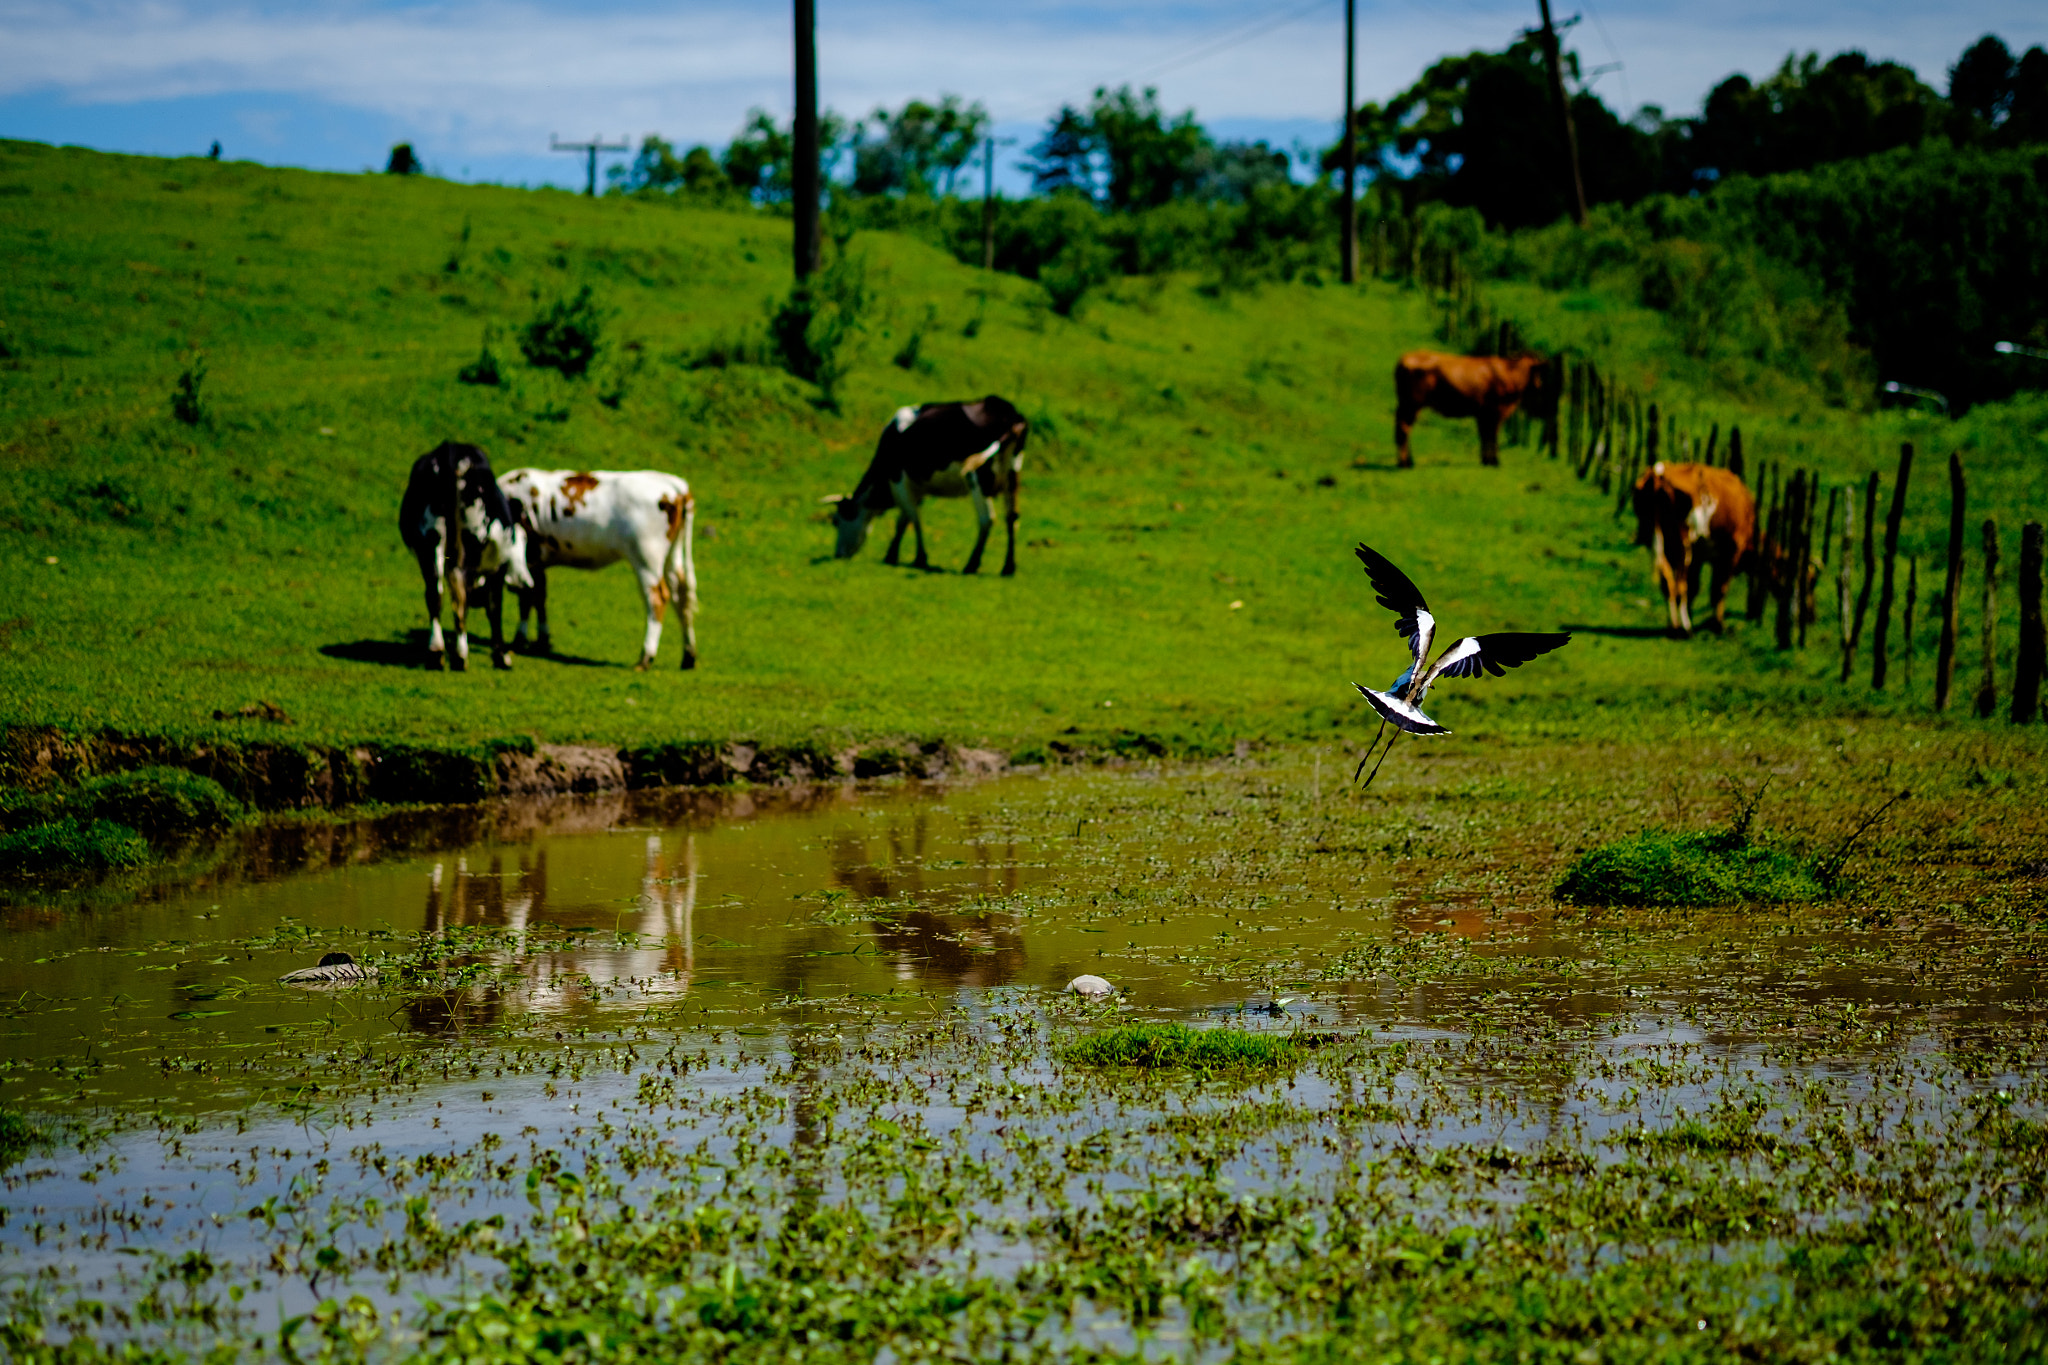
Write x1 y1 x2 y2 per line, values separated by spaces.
3 751 2046 1360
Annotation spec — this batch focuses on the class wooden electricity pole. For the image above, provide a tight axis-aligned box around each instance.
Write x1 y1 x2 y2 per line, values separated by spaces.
1534 0 1587 226
793 0 821 281
1340 0 1358 283
981 136 1017 271
550 135 629 196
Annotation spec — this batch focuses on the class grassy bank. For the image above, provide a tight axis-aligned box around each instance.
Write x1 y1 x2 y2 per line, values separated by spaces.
2 138 2044 776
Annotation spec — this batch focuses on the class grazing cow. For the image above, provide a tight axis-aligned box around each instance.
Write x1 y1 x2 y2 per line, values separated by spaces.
398 441 532 671
1631 460 1757 637
498 468 699 670
825 396 1029 575
1392 351 1561 468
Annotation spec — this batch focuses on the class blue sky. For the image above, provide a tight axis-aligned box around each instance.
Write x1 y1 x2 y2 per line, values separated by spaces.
4 1 2043 193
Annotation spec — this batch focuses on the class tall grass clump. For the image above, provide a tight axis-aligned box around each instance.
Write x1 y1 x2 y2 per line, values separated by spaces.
0 1106 46 1168
1556 828 1825 906
76 767 241 837
1065 1022 1298 1072
520 285 604 377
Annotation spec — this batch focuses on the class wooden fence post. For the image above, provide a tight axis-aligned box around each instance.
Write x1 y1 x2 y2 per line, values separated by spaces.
1934 453 1966 711
1775 470 1804 650
1903 558 1918 686
1842 473 1878 682
1837 495 1854 681
1800 473 1820 640
1872 443 1913 690
2014 521 2044 724
1727 426 1744 480
1820 486 1840 567
1750 462 1779 623
1976 519 2001 718
1704 422 1719 467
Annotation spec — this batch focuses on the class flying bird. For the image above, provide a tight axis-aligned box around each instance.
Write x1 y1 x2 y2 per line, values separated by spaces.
1351 542 1570 788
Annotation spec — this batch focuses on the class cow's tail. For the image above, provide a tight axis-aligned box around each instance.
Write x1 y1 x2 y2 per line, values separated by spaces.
665 483 699 613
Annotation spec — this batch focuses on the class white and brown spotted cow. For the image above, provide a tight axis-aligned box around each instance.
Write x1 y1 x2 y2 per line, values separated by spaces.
1631 460 1757 637
498 468 700 670
398 441 533 671
826 396 1029 575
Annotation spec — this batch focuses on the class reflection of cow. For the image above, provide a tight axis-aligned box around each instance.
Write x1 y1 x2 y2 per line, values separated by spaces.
398 442 533 671
1631 460 1757 636
1392 351 1560 468
826 397 1029 575
498 468 700 671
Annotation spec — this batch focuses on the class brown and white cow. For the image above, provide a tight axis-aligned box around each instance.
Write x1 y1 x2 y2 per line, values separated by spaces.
1392 351 1561 468
825 396 1029 575
498 468 700 670
1631 460 1757 637
398 441 533 671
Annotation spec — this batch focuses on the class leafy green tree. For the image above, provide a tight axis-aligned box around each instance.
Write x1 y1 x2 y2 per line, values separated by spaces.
611 136 727 196
722 108 847 204
1086 86 1210 211
1692 51 1944 181
1948 35 2048 145
850 95 987 197
1025 105 1095 198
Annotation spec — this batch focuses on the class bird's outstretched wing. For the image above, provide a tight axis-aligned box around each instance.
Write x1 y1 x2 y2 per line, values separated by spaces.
1425 632 1572 684
1355 542 1435 671
1354 684 1451 735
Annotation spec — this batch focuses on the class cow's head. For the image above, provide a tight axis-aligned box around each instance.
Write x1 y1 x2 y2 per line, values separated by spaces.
823 495 876 558
465 499 535 590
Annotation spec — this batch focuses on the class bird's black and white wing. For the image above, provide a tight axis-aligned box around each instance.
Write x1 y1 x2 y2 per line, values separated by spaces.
1355 542 1436 679
1424 632 1572 685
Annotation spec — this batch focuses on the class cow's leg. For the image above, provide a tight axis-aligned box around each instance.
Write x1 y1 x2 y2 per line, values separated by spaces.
445 566 471 671
418 547 446 670
634 561 669 671
512 565 549 654
1477 409 1501 467
1651 529 1684 636
1393 402 1417 469
1000 472 1020 577
1673 540 1697 638
962 482 994 575
484 571 513 670
670 497 699 671
1706 543 1734 634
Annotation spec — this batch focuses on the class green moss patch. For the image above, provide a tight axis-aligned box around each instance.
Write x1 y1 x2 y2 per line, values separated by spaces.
1064 1022 1299 1072
0 816 151 875
76 766 241 836
1556 829 1825 907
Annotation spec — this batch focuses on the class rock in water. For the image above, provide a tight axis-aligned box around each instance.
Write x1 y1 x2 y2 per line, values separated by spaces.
278 951 379 986
1064 974 1115 999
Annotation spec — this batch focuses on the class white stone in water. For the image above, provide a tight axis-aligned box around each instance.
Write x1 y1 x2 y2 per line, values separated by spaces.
1064 974 1115 999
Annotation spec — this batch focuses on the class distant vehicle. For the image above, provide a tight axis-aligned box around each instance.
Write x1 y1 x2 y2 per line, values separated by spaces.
398 441 532 672
1630 461 1757 637
1392 351 1560 467
824 397 1029 575
499 468 699 671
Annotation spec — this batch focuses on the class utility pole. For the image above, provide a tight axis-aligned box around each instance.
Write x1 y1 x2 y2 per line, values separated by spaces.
550 135 629 196
980 136 1018 271
793 0 820 281
1533 0 1587 226
1341 0 1357 283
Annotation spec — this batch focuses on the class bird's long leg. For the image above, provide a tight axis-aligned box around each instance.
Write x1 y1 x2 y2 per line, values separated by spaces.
1360 732 1401 791
1352 717 1389 783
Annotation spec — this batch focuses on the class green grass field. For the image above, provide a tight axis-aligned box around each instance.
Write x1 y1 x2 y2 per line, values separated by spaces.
2 137 2044 762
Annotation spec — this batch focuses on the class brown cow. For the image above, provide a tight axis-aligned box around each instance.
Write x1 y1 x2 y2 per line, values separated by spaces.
1392 351 1560 467
1631 461 1757 637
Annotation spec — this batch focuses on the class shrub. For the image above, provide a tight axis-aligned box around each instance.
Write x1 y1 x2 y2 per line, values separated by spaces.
0 817 151 875
171 355 206 424
769 250 870 404
457 330 501 385
76 766 241 837
520 285 604 378
1065 1022 1299 1072
1040 239 1115 317
1555 829 1825 907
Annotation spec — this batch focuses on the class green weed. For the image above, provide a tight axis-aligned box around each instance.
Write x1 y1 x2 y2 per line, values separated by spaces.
0 816 150 873
1065 1022 1298 1071
1556 828 1826 906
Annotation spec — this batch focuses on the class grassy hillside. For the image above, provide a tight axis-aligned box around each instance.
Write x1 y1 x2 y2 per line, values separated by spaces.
0 138 2042 759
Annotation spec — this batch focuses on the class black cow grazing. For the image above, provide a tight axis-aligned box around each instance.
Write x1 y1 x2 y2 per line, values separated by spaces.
398 441 533 671
826 396 1029 575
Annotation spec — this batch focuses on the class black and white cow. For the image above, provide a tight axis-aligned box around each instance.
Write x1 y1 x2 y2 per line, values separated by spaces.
826 396 1029 575
398 441 532 671
497 468 701 671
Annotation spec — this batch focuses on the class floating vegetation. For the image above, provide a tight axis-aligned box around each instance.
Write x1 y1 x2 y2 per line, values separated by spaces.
1065 1021 1301 1071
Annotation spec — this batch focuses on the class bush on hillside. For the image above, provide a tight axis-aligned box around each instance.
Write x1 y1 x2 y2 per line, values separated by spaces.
76 767 241 837
520 286 604 378
0 818 151 875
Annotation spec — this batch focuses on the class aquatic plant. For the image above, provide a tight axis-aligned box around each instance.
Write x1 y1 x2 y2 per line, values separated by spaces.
1064 1022 1298 1071
1555 827 1825 906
